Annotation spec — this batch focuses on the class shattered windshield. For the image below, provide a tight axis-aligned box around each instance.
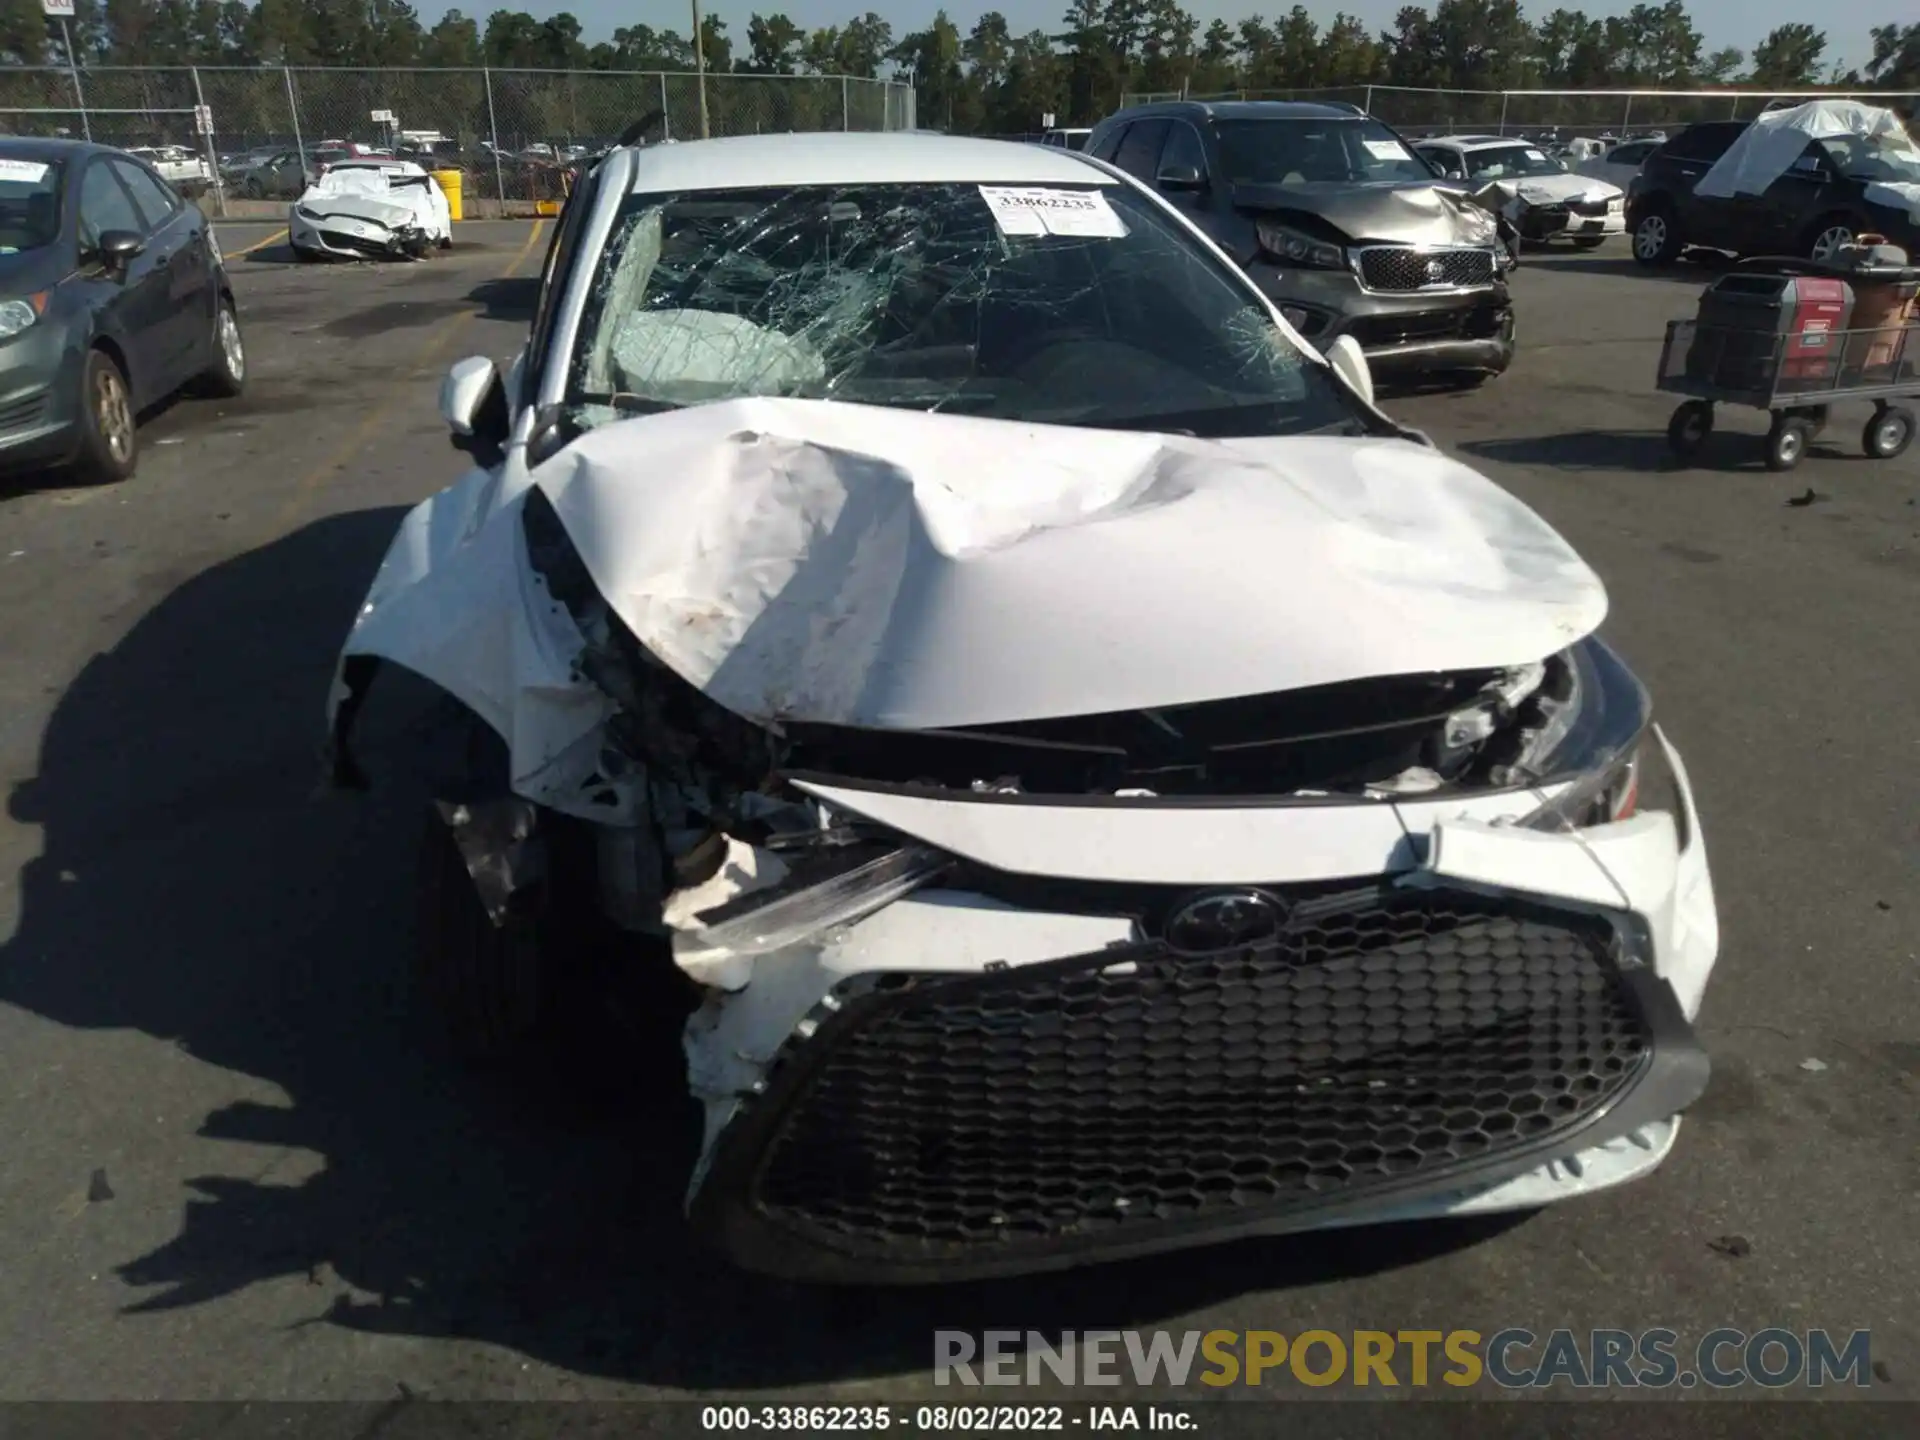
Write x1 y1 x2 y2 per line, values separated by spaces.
1465 145 1566 179
1213 119 1433 186
566 180 1360 438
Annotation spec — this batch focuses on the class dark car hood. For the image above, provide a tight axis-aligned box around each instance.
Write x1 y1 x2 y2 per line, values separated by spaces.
0 247 70 296
1231 179 1494 245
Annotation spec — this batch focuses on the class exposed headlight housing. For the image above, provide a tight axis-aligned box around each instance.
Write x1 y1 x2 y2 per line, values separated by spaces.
1255 220 1346 270
0 294 46 340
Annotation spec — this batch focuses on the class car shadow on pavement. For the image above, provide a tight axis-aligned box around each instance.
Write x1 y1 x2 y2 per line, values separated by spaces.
0 509 1527 1390
467 277 539 324
1541 251 1736 284
1462 431 1693 473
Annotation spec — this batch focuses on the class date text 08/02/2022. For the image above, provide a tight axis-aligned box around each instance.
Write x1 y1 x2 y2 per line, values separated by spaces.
701 1407 1189 1432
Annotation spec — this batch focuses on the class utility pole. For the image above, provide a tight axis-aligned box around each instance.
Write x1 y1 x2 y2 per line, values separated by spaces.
691 0 711 138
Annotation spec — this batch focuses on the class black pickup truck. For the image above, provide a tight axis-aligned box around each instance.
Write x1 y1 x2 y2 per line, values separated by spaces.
1628 119 1920 266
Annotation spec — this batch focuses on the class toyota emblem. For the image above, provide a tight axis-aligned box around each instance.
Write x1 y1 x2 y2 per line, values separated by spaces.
1164 890 1286 955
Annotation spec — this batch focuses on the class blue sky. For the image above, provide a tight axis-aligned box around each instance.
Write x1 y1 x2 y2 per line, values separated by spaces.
443 2 1885 70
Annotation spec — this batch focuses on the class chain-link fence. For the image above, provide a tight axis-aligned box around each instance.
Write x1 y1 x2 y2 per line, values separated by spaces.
0 66 918 215
1122 85 1920 137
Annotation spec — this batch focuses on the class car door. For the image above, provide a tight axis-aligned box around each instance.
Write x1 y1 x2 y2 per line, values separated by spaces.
1151 120 1215 223
1111 120 1171 187
1667 124 1744 247
113 156 213 380
1756 142 1843 255
75 157 173 407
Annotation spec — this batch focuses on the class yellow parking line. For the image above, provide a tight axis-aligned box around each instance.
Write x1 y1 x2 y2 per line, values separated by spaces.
271 220 548 534
226 227 288 258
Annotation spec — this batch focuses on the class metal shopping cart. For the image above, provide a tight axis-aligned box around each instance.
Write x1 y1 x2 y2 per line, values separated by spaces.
1656 256 1920 472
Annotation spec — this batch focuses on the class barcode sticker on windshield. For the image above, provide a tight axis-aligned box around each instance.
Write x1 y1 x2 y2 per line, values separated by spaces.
1363 140 1411 161
0 159 50 183
979 186 1128 239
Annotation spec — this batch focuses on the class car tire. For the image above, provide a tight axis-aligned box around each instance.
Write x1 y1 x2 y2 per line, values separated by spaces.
415 805 553 1063
1802 214 1863 263
243 178 263 199
1864 405 1915 460
193 296 246 399
1632 203 1682 266
71 348 138 485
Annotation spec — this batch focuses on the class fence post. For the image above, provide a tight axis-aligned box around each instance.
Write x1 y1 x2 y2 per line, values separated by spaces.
1621 93 1633 137
1363 84 1373 116
483 67 506 219
1497 92 1509 136
57 20 91 140
660 72 670 140
842 76 850 132
1729 94 1741 120
189 66 225 217
282 66 305 170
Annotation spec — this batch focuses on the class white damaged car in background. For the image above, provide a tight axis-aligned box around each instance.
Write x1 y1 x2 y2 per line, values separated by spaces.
290 157 453 261
324 133 1719 1284
1415 136 1628 250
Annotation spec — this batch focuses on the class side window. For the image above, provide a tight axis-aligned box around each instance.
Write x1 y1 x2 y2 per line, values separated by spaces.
1418 146 1462 178
1111 119 1170 181
1157 122 1208 182
1089 123 1128 163
110 160 180 232
1667 124 1742 162
78 159 142 249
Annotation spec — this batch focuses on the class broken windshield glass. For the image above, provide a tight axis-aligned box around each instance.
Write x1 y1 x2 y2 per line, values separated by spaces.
565 180 1357 437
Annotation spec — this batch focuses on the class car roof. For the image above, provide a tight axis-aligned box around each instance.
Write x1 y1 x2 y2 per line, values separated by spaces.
0 135 115 163
619 131 1115 191
1104 100 1369 123
1426 135 1540 150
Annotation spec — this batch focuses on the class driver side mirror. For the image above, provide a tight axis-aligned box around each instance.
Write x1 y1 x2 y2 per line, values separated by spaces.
441 355 510 468
1156 163 1208 192
94 229 143 275
1325 334 1375 407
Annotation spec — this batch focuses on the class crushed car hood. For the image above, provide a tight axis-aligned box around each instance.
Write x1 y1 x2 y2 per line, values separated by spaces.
1470 171 1622 206
1231 180 1495 244
297 168 433 230
339 399 1607 784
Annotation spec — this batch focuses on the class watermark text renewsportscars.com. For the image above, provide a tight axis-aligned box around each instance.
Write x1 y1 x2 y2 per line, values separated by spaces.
934 1329 1876 1390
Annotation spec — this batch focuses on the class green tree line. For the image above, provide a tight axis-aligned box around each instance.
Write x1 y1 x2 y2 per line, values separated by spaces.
0 0 1915 135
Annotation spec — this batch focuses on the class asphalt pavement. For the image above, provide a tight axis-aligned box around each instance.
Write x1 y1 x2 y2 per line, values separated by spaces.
0 223 1914 1402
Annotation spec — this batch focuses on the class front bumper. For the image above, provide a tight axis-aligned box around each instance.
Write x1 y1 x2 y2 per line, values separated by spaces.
683 732 1720 1283
1518 202 1627 242
290 209 433 261
1249 261 1515 375
0 325 83 475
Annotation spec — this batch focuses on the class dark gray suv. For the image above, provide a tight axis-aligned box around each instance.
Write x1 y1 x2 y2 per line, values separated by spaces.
1086 101 1516 383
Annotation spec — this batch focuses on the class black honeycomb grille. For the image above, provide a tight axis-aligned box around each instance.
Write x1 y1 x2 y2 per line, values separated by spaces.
1357 247 1496 291
736 890 1651 1264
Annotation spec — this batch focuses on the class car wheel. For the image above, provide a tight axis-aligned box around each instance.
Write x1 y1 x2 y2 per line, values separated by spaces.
194 296 246 398
1864 405 1915 460
72 348 138 485
1633 205 1682 265
415 805 553 1063
1667 400 1713 457
1803 216 1860 263
1765 414 1813 472
243 178 263 199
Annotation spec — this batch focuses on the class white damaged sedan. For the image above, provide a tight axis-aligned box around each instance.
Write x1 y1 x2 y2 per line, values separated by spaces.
289 157 453 261
325 134 1719 1283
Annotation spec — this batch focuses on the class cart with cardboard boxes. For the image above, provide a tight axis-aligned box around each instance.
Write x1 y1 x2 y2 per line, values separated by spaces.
1657 237 1920 471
